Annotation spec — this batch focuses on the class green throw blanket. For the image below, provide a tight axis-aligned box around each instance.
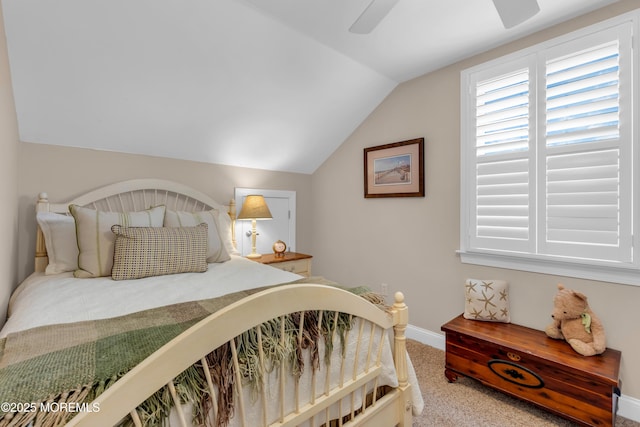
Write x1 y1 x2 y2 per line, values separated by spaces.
0 278 385 427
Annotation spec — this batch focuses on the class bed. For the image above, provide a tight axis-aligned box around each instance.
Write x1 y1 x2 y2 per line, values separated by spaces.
0 179 423 426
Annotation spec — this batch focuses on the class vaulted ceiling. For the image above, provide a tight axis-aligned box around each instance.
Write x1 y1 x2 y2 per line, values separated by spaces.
2 0 619 173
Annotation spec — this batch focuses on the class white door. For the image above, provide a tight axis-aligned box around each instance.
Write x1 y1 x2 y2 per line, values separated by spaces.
234 188 296 257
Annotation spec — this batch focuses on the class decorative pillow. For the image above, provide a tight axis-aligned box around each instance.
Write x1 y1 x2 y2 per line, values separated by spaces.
164 209 231 262
464 279 510 323
36 212 79 274
111 224 208 280
69 205 166 278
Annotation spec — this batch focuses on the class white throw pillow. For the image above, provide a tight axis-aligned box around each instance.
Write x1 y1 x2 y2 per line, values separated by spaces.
36 212 79 274
164 209 231 262
69 205 166 278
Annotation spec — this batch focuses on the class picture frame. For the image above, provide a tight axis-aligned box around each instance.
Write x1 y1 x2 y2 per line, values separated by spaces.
364 138 424 198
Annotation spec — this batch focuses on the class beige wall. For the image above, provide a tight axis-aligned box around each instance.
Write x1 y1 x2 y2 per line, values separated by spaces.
7 0 640 411
0 3 19 328
311 0 640 401
17 142 313 283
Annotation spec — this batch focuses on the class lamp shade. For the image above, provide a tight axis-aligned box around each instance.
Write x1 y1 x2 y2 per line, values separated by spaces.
237 195 272 220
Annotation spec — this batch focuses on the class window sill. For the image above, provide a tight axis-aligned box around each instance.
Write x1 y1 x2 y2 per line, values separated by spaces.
458 250 640 287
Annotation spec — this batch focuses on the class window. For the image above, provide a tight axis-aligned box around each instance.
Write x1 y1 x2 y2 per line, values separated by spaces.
460 12 639 285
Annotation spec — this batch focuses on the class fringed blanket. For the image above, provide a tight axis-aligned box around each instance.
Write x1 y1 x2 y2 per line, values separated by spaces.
0 278 386 427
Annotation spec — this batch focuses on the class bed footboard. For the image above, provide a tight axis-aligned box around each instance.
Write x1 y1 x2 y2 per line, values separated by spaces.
66 285 413 427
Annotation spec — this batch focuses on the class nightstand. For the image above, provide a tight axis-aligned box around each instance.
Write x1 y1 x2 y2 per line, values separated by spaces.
249 252 312 277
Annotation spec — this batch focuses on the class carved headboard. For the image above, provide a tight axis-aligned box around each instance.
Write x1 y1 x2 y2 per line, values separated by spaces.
35 179 236 273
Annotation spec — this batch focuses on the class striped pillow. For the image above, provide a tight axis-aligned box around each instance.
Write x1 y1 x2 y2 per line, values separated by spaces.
164 209 231 262
69 205 166 278
111 224 208 280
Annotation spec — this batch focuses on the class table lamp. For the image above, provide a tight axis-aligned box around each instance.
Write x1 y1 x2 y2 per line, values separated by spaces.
237 195 272 258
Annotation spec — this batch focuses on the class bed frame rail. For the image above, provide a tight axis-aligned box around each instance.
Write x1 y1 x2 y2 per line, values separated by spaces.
66 285 412 427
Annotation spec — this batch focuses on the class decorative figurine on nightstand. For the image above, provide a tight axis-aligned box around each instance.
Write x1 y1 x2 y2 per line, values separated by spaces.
272 240 287 257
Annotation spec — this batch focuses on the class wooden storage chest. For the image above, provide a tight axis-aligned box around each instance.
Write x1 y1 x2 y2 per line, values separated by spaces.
441 314 621 427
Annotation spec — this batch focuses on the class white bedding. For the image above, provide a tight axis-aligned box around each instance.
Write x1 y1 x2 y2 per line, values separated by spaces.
2 255 301 338
1 255 424 423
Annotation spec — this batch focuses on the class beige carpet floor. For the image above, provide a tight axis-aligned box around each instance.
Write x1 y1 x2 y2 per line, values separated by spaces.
406 339 638 427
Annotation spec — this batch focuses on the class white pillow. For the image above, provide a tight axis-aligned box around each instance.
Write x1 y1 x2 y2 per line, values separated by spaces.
36 212 79 274
69 205 166 278
164 209 232 262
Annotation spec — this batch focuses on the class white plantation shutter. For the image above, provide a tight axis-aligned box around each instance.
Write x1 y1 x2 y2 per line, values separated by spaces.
461 17 637 281
544 150 622 257
471 64 534 253
541 27 632 263
545 41 621 148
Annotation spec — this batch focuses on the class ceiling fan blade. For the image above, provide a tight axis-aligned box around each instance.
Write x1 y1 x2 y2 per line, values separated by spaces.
492 0 540 29
349 0 400 34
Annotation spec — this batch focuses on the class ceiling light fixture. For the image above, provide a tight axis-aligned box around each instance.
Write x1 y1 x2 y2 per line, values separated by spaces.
492 0 540 29
349 0 541 35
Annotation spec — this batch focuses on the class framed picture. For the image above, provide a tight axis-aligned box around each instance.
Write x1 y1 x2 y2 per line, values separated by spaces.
364 138 424 198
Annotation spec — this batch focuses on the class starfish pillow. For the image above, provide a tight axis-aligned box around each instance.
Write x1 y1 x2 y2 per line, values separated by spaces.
463 279 510 323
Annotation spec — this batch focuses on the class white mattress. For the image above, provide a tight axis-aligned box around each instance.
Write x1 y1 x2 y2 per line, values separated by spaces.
2 255 302 338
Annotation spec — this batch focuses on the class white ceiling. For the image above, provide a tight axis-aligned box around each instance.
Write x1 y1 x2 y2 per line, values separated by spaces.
2 0 620 174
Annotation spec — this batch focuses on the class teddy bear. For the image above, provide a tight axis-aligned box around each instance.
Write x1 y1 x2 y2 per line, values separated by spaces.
544 284 606 356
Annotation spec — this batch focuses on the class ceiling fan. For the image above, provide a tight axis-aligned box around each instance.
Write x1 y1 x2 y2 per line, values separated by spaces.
349 0 540 34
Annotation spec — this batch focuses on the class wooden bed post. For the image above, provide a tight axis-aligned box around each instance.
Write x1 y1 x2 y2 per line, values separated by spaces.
392 291 408 387
34 192 50 273
228 199 237 250
392 291 412 426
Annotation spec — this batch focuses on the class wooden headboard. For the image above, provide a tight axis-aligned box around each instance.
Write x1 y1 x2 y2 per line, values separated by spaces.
35 178 237 273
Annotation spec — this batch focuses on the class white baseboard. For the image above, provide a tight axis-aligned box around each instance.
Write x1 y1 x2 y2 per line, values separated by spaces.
619 395 640 423
406 324 445 350
406 324 640 423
